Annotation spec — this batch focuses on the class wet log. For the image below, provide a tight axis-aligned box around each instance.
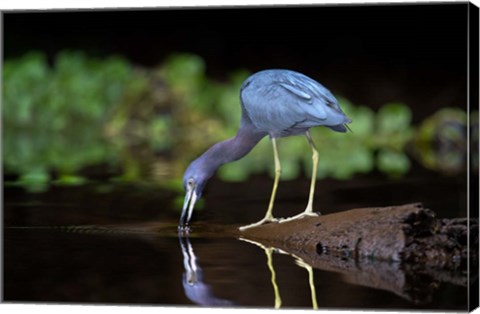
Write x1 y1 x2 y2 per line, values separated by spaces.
238 203 478 269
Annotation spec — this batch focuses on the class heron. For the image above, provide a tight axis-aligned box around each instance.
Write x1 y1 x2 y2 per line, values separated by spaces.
179 69 351 232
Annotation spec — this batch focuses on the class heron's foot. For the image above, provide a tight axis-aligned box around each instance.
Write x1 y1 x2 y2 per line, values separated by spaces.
239 216 279 231
279 211 320 223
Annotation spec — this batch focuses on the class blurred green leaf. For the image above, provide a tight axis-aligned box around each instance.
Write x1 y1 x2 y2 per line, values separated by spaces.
377 102 412 133
17 169 50 192
54 175 88 186
377 149 410 177
218 162 250 182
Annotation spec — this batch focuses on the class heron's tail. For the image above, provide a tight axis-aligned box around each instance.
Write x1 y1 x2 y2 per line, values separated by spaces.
344 123 353 133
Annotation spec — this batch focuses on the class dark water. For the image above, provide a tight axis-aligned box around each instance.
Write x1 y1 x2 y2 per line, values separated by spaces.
3 171 474 310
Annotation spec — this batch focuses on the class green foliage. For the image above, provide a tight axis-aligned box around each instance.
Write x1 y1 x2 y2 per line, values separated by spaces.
4 50 463 192
3 51 149 191
377 150 410 177
162 54 250 172
149 116 174 151
375 103 413 149
413 108 468 173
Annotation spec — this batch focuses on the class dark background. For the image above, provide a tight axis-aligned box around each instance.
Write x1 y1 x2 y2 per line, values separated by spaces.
3 3 468 123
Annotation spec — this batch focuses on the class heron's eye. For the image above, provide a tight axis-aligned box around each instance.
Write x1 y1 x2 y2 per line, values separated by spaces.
187 179 195 188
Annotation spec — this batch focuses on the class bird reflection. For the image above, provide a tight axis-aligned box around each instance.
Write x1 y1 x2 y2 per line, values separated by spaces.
179 235 233 307
294 257 318 309
240 237 318 309
240 238 282 308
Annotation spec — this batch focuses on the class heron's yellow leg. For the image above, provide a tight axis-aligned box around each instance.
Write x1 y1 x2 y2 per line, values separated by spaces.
267 137 282 218
295 258 318 309
239 137 281 231
304 130 319 215
280 131 319 223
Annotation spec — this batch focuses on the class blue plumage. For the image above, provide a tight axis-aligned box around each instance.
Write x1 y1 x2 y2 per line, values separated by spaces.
179 69 351 231
240 69 350 137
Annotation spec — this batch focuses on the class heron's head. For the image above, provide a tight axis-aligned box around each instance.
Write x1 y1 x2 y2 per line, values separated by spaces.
179 161 210 230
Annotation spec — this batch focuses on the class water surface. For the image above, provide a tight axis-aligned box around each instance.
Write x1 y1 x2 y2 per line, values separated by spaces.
3 173 473 310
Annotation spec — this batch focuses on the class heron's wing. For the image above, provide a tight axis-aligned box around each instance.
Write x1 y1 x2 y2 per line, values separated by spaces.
277 82 312 101
242 72 336 133
278 72 337 107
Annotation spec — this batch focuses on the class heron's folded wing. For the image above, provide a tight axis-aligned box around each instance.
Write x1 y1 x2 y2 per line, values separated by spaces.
278 82 312 101
242 81 329 132
276 77 330 124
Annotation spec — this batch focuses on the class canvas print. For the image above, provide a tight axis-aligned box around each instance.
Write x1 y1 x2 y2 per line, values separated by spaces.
2 2 479 311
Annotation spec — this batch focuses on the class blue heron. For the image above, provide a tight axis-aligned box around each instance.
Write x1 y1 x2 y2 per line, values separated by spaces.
180 69 351 231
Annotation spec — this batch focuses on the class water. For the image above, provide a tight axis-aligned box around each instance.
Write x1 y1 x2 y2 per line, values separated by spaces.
3 171 474 310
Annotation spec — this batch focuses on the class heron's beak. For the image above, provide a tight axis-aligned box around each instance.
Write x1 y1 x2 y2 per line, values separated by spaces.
179 236 198 285
179 185 198 230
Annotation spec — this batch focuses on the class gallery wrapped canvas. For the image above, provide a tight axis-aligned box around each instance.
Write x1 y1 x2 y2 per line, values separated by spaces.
2 1 479 312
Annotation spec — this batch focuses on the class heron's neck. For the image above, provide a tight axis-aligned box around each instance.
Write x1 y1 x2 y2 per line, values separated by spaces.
195 125 267 177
